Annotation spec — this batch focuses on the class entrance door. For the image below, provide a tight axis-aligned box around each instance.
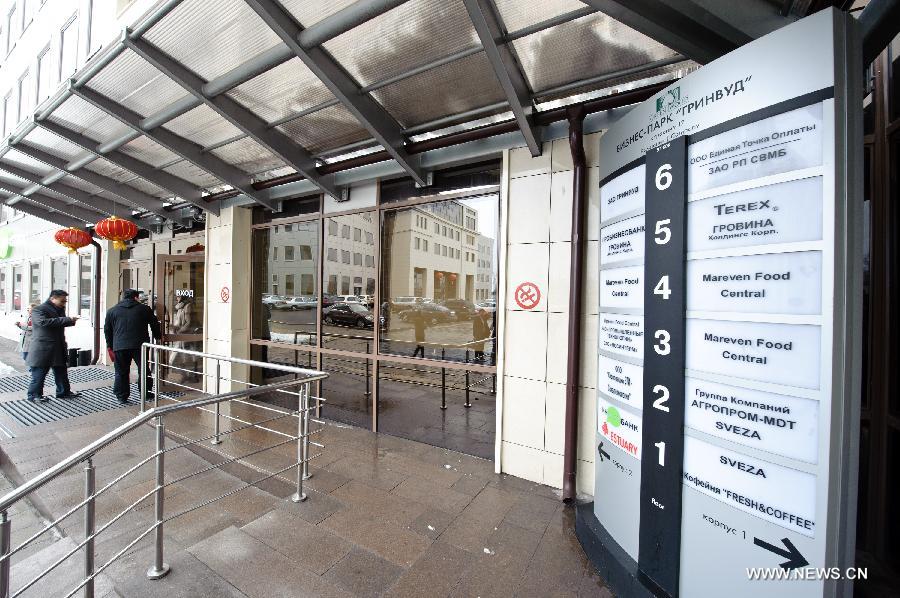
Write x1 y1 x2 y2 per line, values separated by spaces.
154 254 205 389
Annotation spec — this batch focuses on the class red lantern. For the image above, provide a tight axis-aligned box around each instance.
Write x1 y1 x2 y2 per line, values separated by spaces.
54 228 92 253
449 273 457 282
435 272 444 280
95 216 138 250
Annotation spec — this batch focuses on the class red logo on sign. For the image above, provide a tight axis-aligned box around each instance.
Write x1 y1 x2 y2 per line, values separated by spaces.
220 286 230 303
514 282 541 310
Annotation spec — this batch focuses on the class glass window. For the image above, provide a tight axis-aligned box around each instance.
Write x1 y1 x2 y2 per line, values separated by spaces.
17 70 32 123
380 194 499 364
79 253 91 314
29 263 40 305
423 240 428 252
59 15 78 79
51 257 67 292
3 93 12 137
284 246 295 261
272 246 278 261
251 221 319 346
328 220 337 235
22 0 34 29
327 247 337 261
299 245 312 260
37 46 52 103
12 265 21 310
323 212 377 353
6 6 17 53
366 231 373 244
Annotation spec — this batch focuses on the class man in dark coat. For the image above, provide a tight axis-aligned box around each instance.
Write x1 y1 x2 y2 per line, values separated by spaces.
472 308 492 361
26 290 80 402
104 289 162 404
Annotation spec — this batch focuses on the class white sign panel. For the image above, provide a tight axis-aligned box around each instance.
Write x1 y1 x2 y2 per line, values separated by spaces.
685 377 820 463
600 165 645 223
599 355 643 408
599 313 644 360
686 319 822 390
687 251 823 314
688 104 824 193
687 176 824 253
601 214 645 265
600 265 643 309
683 436 817 537
598 397 642 460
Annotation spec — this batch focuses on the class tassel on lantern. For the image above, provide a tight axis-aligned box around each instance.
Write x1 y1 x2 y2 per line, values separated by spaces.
54 227 92 253
95 216 138 251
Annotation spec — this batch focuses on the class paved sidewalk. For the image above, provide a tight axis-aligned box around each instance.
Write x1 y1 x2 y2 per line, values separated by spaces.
0 384 609 597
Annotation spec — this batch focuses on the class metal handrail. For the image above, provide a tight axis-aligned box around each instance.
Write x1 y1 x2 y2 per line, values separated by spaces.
0 343 328 598
0 376 316 514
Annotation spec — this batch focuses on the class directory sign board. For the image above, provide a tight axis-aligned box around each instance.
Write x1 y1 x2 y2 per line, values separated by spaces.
587 8 861 598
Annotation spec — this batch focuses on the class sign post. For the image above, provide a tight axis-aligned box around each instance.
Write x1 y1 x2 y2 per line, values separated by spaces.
578 8 862 598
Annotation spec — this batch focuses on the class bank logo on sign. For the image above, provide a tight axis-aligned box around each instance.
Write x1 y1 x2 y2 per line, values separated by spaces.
655 87 682 114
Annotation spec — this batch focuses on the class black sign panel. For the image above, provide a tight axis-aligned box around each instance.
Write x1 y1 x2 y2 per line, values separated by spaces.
638 136 688 597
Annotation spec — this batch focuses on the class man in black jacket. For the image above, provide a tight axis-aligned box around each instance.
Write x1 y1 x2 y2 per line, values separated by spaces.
104 289 162 404
26 290 80 402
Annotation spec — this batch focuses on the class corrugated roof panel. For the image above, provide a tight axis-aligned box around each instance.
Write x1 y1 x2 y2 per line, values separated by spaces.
162 104 244 148
492 0 587 32
370 52 506 129
322 0 479 88
162 160 223 189
142 0 283 82
226 57 335 124
511 13 679 94
274 103 370 155
1 149 55 178
19 127 85 161
57 174 105 197
0 171 35 190
533 61 693 104
46 95 134 145
209 137 288 176
120 176 172 199
119 136 182 168
279 0 359 27
84 49 188 118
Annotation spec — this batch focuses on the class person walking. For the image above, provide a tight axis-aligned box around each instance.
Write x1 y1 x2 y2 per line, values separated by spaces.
472 308 492 362
15 302 38 361
104 289 162 404
412 309 427 358
26 290 80 403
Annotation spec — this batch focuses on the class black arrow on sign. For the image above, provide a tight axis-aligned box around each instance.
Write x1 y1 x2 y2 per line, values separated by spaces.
753 537 809 570
597 442 610 462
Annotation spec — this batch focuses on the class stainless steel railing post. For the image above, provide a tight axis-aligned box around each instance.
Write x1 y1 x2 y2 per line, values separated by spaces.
153 346 160 409
211 360 222 445
291 383 308 503
146 417 170 580
0 511 10 598
140 345 148 413
83 458 95 598
301 383 311 481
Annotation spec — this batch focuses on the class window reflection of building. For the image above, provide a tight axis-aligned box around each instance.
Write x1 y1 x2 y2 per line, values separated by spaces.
475 235 495 301
267 222 318 297
324 213 376 296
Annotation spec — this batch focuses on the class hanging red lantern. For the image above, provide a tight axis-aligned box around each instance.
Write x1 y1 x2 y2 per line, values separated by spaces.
435 272 444 280
449 273 457 282
95 216 138 250
54 228 92 253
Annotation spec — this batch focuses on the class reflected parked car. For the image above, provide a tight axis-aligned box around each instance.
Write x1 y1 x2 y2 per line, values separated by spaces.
322 293 339 308
475 300 496 313
262 295 288 309
322 303 378 328
440 299 478 321
399 302 454 324
335 294 362 304
285 296 317 310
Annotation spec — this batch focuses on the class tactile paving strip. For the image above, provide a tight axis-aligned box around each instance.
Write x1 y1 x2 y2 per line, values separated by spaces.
0 367 115 394
0 384 184 427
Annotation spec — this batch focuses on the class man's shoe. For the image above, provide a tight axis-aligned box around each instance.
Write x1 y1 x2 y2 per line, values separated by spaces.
57 392 81 399
27 396 50 403
116 397 129 404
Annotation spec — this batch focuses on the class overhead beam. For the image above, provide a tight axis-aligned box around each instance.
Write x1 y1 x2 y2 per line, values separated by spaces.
35 119 214 215
579 0 753 64
463 0 541 156
860 0 900 66
10 142 170 218
0 159 122 216
0 180 104 223
243 0 427 186
9 198 85 228
123 34 338 202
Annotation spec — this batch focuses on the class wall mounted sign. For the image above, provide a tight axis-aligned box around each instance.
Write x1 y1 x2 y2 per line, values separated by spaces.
584 9 861 598
513 281 541 310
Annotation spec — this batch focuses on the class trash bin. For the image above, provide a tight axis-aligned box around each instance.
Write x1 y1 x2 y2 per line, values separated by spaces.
78 350 91 366
68 348 80 367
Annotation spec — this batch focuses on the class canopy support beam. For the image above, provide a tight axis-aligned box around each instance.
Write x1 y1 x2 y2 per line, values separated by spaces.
463 0 541 156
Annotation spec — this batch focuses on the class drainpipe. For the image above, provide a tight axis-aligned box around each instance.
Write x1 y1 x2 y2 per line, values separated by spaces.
563 105 587 503
90 239 102 365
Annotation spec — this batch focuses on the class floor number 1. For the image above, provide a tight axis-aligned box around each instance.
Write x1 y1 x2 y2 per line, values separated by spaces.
654 441 666 466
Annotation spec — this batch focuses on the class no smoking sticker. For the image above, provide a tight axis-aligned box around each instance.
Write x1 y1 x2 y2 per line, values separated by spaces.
514 282 541 310
220 286 230 303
